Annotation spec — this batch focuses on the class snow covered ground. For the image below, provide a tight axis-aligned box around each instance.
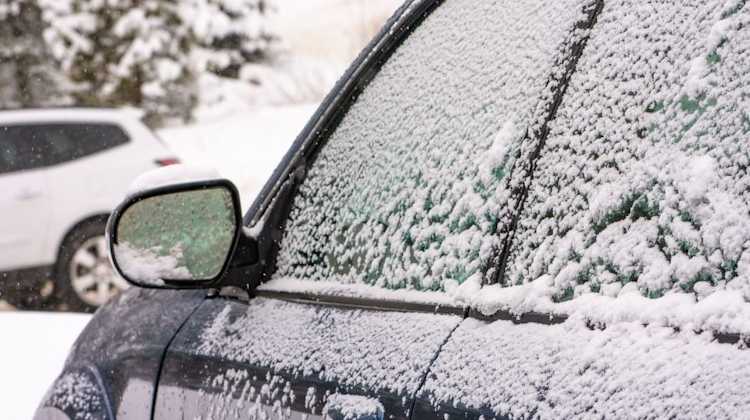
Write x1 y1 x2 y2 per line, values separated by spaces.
0 312 91 419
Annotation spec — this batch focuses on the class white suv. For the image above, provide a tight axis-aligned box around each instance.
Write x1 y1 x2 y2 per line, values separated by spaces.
0 108 178 311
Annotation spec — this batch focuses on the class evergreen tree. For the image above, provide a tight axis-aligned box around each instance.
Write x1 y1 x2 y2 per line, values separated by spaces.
0 0 72 109
43 0 196 124
182 0 278 78
36 0 278 124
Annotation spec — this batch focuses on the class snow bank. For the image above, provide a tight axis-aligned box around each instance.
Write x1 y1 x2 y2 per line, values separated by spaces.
0 312 91 419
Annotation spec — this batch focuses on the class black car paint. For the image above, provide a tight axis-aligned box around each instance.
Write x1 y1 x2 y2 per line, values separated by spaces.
36 288 206 419
153 297 463 419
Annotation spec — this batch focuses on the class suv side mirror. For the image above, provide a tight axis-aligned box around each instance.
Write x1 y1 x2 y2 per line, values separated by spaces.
107 179 243 288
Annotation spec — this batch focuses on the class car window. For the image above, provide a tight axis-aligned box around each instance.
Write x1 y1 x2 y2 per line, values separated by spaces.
0 123 129 174
0 125 47 174
504 1 750 302
272 0 595 293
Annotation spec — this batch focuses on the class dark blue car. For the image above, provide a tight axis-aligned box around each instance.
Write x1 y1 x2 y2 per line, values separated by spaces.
36 0 750 418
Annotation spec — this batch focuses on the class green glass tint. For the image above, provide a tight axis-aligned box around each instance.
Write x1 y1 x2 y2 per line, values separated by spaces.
114 187 237 285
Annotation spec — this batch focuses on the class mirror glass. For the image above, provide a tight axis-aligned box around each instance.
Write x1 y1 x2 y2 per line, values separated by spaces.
113 186 237 285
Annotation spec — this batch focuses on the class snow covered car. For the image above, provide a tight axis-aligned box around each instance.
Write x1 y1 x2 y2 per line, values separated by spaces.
0 108 178 311
36 0 750 419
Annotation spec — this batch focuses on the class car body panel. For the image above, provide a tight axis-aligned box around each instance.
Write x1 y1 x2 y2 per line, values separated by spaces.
0 167 51 269
153 297 462 419
35 367 111 420
414 318 750 419
36 288 206 420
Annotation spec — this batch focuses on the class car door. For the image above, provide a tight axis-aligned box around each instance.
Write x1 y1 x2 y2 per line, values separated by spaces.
153 0 604 418
0 125 52 271
414 1 750 418
42 122 133 251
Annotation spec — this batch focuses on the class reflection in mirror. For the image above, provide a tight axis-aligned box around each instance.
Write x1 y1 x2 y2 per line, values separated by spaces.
114 187 236 285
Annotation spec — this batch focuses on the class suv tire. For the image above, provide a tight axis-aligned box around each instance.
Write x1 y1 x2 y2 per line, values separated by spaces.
54 218 128 312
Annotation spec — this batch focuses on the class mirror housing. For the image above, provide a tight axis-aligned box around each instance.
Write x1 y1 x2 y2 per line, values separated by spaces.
107 179 247 289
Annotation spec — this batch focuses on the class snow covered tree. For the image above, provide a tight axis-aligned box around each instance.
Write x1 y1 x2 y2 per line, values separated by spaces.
181 0 278 78
41 0 278 123
0 0 72 109
43 0 196 124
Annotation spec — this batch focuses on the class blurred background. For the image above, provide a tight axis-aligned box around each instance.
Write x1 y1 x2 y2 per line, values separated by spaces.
0 0 402 416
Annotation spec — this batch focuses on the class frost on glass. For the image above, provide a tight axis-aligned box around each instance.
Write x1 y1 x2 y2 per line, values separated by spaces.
116 187 235 283
505 0 750 302
274 0 591 292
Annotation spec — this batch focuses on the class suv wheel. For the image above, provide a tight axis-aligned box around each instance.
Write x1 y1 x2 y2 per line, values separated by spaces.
55 219 129 312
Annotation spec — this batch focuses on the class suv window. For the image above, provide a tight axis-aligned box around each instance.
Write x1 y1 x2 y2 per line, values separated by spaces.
505 1 750 302
0 123 130 174
273 0 594 293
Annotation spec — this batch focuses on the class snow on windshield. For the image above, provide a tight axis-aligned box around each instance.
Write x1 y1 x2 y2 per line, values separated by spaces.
497 0 750 321
273 0 591 293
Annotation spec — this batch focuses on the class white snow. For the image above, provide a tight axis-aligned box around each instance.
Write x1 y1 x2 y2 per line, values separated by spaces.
157 297 461 418
503 0 750 323
260 277 460 308
258 0 750 346
114 242 192 285
323 393 384 420
127 164 221 196
6 0 750 418
0 312 91 420
423 317 750 419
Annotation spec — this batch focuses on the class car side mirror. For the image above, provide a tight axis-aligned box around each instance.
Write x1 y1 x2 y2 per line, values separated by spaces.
107 179 243 288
